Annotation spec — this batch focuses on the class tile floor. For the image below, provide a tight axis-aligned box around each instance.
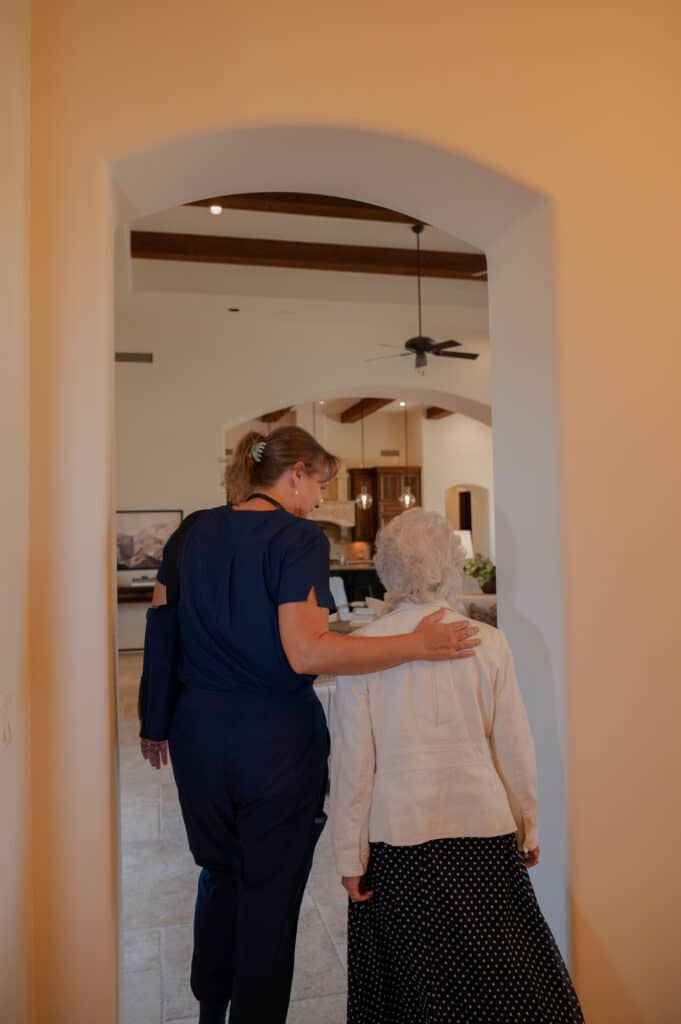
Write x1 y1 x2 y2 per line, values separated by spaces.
118 653 348 1024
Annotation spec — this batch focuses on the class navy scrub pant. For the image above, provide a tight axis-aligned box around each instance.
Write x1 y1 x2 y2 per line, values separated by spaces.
169 686 329 1024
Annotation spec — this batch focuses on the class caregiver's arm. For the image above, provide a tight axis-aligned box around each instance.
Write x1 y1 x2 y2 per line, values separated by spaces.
279 588 479 676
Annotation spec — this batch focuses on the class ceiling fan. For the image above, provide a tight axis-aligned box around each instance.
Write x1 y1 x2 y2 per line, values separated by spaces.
367 223 480 371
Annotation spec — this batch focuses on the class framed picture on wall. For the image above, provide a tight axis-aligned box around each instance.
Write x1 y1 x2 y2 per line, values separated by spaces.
116 509 183 571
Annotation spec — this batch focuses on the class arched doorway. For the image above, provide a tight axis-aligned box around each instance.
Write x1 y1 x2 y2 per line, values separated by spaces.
111 126 565 956
445 484 492 558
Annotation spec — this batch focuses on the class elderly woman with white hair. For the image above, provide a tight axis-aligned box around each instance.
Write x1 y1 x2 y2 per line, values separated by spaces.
330 509 584 1023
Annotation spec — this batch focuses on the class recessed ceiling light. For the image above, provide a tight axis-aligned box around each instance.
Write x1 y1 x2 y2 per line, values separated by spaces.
399 401 407 407
210 204 223 216
319 400 326 405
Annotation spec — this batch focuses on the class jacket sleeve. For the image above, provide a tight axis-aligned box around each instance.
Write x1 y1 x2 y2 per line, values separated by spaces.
329 674 376 877
489 633 539 851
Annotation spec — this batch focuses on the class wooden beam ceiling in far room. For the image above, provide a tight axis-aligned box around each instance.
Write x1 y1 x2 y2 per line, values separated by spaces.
260 407 293 423
186 192 415 223
426 407 456 419
340 399 394 423
130 232 488 281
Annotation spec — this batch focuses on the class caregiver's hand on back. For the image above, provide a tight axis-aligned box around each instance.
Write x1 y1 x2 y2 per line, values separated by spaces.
413 608 480 659
279 594 479 677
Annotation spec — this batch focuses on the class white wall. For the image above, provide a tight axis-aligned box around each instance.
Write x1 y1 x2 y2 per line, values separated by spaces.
422 415 495 557
488 201 568 958
0 1 29 1020
115 291 479 517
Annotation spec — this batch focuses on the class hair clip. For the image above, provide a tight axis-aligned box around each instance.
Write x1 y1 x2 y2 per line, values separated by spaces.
250 440 267 463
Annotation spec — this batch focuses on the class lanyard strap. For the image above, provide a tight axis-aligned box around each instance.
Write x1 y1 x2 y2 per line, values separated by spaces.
245 491 287 512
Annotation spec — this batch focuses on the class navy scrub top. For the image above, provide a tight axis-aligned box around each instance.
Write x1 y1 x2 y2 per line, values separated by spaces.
157 506 335 696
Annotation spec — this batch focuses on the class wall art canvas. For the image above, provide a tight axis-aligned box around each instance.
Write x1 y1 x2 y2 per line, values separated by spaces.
116 509 183 571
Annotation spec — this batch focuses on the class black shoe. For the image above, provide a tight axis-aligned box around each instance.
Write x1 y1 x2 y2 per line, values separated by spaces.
199 1002 228 1024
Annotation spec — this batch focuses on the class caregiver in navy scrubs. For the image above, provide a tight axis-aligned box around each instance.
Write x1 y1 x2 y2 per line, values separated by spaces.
140 426 480 1024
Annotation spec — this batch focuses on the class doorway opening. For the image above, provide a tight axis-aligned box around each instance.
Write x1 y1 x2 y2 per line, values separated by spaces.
112 123 565 1022
445 484 492 559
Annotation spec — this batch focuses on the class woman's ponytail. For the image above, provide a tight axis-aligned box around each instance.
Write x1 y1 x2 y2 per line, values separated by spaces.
224 425 339 505
224 430 266 505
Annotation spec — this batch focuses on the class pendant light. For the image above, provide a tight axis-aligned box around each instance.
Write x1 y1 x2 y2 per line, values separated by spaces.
399 402 417 508
355 413 373 510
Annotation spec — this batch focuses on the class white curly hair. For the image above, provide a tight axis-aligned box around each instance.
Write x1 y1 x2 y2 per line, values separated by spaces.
374 508 465 610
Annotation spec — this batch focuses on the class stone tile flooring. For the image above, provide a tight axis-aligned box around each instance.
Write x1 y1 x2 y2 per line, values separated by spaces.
118 653 348 1024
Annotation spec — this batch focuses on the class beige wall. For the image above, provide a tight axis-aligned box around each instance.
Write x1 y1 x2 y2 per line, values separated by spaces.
25 2 681 1022
0 1 30 1021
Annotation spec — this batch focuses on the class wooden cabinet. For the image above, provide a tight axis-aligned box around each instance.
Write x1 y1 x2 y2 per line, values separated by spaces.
376 467 421 529
348 466 422 546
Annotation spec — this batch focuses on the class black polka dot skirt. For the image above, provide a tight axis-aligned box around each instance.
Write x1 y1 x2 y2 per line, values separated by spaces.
347 834 584 1023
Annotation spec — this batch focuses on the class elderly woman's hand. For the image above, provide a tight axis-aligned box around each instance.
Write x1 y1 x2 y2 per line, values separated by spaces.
414 609 480 660
342 874 374 902
140 737 168 770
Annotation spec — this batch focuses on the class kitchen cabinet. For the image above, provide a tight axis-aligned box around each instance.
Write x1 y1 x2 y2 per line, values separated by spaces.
348 466 421 546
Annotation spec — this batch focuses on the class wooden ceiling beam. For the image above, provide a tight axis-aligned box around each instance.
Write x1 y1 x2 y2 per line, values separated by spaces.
187 192 415 223
260 407 293 423
130 231 487 281
341 398 394 424
426 407 456 419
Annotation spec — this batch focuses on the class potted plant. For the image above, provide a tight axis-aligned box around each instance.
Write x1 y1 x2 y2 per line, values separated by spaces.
464 554 496 594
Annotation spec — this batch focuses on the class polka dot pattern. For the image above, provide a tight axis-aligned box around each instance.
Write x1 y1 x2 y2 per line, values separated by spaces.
348 834 584 1023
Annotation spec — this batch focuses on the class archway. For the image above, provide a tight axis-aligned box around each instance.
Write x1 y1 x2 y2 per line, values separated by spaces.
445 484 492 559
111 123 566 971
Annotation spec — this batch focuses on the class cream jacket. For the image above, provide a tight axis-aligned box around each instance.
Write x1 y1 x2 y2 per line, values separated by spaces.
329 602 538 877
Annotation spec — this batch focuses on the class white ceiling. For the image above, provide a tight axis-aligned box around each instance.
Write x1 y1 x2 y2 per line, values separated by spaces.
124 205 490 346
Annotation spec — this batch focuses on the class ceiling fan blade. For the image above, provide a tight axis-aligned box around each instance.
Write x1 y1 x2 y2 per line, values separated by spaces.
364 353 411 362
435 350 479 360
432 339 462 352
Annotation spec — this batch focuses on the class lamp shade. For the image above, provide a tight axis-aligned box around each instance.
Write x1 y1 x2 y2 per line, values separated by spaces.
454 529 475 560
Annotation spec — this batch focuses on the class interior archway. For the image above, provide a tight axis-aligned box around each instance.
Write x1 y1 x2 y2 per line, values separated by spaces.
112 124 567 957
445 484 492 559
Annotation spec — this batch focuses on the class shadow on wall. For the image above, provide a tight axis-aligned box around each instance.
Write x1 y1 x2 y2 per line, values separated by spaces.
445 484 491 557
571 906 645 1023
494 507 569 958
